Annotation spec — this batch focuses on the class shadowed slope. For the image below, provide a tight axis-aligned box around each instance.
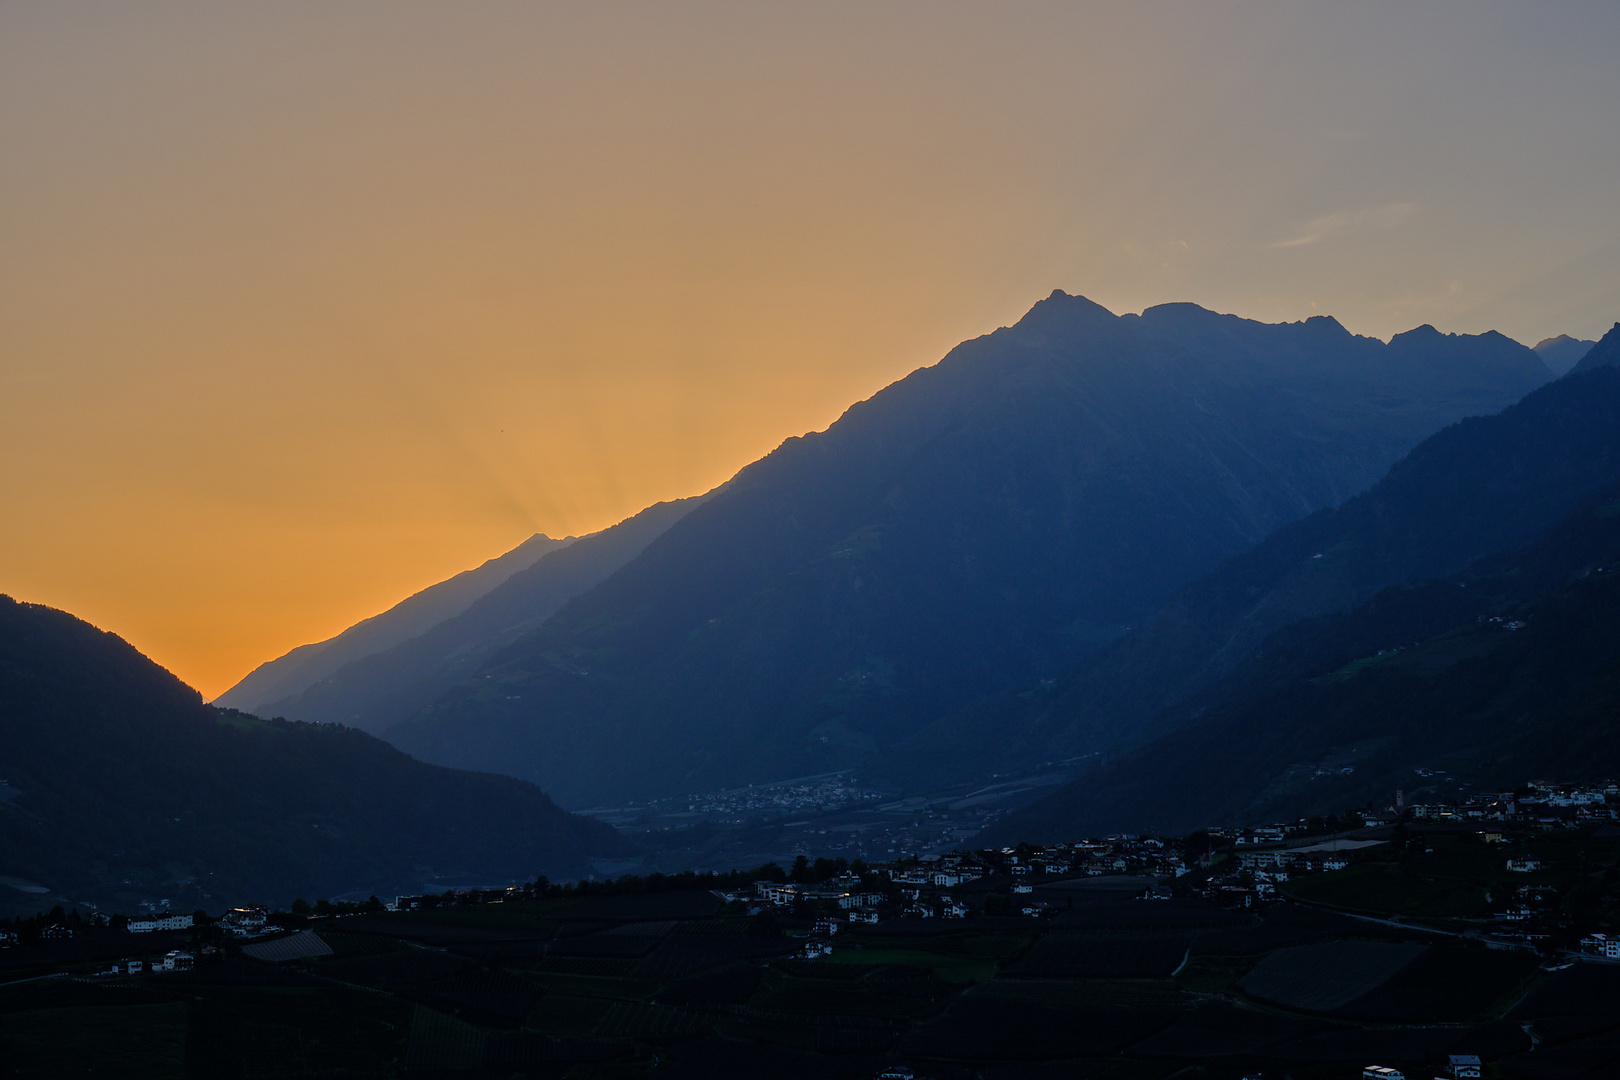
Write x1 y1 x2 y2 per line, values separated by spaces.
252 497 700 734
938 349 1620 783
386 292 1551 807
0 595 620 908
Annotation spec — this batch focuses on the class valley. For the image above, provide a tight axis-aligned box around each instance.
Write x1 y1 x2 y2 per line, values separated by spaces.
584 763 1088 876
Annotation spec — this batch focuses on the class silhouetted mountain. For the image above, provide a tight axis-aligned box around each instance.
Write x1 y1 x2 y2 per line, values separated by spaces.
929 345 1620 784
1571 323 1620 373
253 497 700 733
1533 333 1596 376
216 532 572 715
383 292 1552 808
0 595 619 909
989 474 1620 838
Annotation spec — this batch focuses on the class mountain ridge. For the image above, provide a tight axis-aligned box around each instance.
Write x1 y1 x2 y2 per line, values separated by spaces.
924 347 1620 782
381 292 1553 807
981 339 1620 839
216 532 573 714
255 496 702 734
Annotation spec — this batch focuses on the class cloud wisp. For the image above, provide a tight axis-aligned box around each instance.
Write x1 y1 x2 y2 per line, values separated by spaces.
1271 203 1417 249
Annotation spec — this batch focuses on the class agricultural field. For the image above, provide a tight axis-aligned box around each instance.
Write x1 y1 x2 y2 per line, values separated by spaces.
8 865 1620 1079
1237 939 1428 1011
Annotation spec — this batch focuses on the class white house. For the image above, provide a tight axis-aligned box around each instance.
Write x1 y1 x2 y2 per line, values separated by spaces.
1584 933 1620 959
219 907 268 936
128 912 193 933
755 882 802 906
1448 1054 1482 1079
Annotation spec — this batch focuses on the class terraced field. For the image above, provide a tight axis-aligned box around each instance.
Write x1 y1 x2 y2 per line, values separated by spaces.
1237 939 1428 1011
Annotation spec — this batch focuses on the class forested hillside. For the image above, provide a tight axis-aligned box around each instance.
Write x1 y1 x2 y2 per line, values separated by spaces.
0 596 620 911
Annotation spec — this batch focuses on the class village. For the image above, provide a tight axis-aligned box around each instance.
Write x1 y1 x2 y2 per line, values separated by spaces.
9 778 1620 967
6 778 1620 1078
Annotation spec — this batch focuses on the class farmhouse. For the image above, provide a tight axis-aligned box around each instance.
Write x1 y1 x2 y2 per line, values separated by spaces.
1584 933 1620 959
219 906 268 936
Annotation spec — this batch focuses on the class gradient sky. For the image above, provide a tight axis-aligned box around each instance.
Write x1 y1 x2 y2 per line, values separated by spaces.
4 2 1619 698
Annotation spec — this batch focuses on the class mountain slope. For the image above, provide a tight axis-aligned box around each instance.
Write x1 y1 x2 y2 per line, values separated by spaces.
988 477 1620 839
1571 322 1620 373
386 292 1551 807
216 532 572 715
252 497 699 734
940 347 1620 779
1533 333 1596 376
0 595 619 910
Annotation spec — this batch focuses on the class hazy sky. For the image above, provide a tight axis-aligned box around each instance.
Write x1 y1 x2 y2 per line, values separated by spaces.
4 1 1618 697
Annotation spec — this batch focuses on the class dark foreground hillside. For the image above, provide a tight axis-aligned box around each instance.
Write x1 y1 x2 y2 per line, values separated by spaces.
7 838 1620 1080
0 596 620 911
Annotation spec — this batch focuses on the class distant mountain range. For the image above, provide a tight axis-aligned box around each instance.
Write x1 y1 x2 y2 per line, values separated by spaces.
932 326 1620 786
0 596 619 911
1534 333 1597 376
323 292 1551 808
991 324 1620 838
228 497 701 735
217 532 573 716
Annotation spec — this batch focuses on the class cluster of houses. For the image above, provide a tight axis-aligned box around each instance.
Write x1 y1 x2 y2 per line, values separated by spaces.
1356 1055 1483 1080
100 950 197 975
729 838 1193 933
127 911 193 933
1397 782 1618 826
1220 843 1362 903
122 906 266 936
1214 780 1620 850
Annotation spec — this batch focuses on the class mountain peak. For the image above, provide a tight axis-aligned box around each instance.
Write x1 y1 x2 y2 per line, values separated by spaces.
1390 323 1446 345
1301 314 1350 335
1571 323 1620 374
1535 334 1581 352
1008 290 1118 338
1139 300 1223 319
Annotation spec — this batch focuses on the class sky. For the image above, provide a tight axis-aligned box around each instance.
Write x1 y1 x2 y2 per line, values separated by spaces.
3 2 1619 698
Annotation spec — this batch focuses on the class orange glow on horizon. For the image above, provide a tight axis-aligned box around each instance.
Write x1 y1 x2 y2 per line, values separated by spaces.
3 3 1618 697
